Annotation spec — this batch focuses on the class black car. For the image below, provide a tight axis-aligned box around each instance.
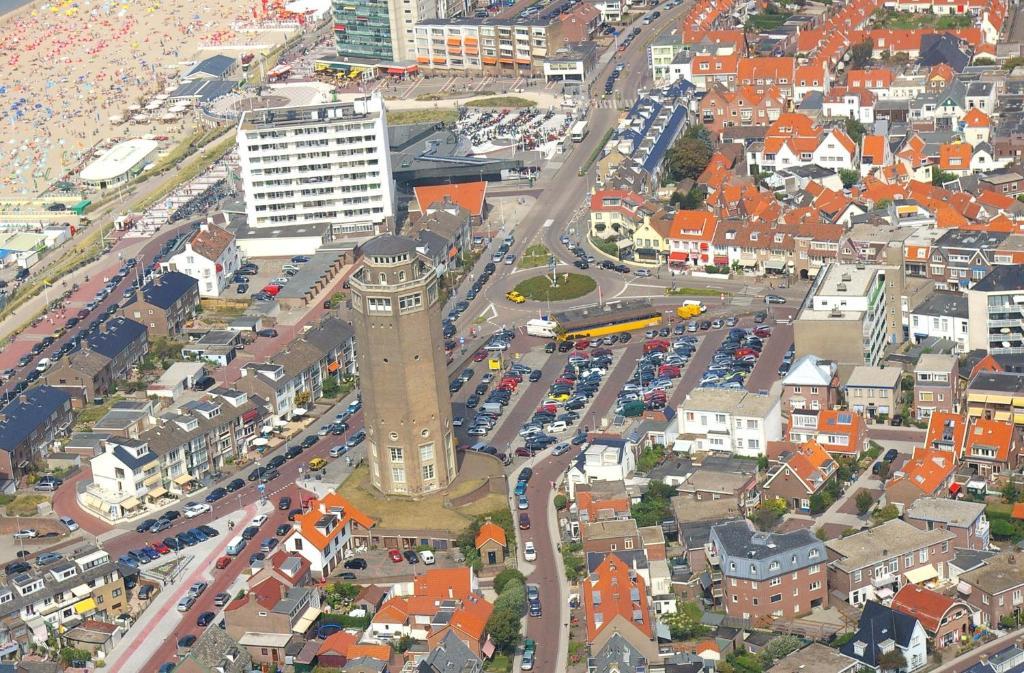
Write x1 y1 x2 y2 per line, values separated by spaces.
266 455 286 470
276 523 291 536
529 370 543 382
205 488 227 503
288 508 303 521
753 311 767 324
344 557 367 570
196 611 215 627
247 468 267 482
284 445 303 459
403 550 420 564
278 496 292 510
338 572 358 580
5 561 30 575
136 518 158 533
260 468 280 483
241 526 260 541
178 634 196 648
225 478 244 492
544 342 556 353
883 448 899 463
160 510 180 522
198 525 218 538
300 435 318 448
163 537 183 552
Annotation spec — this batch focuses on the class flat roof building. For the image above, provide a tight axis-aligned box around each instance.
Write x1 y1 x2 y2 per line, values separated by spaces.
80 139 159 189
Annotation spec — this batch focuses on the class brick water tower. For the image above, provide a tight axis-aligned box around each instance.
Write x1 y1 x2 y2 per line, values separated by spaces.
348 234 458 496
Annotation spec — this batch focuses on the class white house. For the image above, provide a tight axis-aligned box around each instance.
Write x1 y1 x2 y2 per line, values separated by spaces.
822 89 875 125
283 492 373 578
164 220 240 298
676 387 782 457
841 601 928 673
909 291 969 352
812 128 859 172
566 437 636 499
87 438 162 518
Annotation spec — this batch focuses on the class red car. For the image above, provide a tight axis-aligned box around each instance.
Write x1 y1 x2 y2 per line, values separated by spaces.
643 339 669 354
574 339 590 350
388 549 403 563
262 284 282 296
515 447 533 457
519 513 531 529
734 348 760 358
472 349 487 362
151 541 171 555
658 365 681 378
536 403 557 414
215 556 232 569
753 326 772 338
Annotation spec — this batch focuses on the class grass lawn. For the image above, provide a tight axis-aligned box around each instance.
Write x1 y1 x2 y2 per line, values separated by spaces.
517 244 551 269
745 12 791 30
7 495 48 517
514 273 597 301
337 464 503 530
665 287 729 297
871 9 971 28
465 96 536 108
386 108 459 125
75 396 124 428
486 654 512 673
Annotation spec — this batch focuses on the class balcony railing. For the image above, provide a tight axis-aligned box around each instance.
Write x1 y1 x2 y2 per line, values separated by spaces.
871 571 895 588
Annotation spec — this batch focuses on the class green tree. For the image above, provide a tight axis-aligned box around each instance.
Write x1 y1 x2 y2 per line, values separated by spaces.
493 568 526 595
839 168 861 189
321 377 341 398
844 118 867 146
662 601 710 640
807 493 826 515
638 444 667 472
665 136 713 183
878 649 907 672
757 455 769 472
631 481 678 527
562 542 586 581
324 582 360 608
673 188 707 210
1001 480 1021 504
849 39 874 69
487 578 526 651
855 489 874 515
760 636 803 666
872 504 899 524
1004 56 1024 70
932 168 957 186
393 635 414 653
973 57 996 65
554 494 567 510
990 519 1019 540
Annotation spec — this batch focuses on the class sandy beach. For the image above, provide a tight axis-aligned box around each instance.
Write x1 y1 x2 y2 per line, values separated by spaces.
0 0 297 197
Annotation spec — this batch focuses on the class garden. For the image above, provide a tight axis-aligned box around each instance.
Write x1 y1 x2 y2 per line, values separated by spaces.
513 273 597 302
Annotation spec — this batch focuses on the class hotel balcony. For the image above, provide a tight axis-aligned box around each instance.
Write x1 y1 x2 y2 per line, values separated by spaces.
872 571 896 588
704 543 720 567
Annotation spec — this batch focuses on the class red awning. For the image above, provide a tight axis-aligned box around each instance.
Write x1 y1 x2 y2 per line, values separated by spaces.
714 256 728 265
949 482 962 494
327 361 340 373
669 252 687 262
448 246 459 259
242 409 260 424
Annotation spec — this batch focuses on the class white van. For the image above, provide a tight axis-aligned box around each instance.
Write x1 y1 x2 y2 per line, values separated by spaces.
419 550 436 565
251 514 268 528
226 536 247 556
682 300 707 313
35 358 51 372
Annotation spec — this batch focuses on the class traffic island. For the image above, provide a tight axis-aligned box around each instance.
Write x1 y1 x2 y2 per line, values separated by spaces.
513 273 596 302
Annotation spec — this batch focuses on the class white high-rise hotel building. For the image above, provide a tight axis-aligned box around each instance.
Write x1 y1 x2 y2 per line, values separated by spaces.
236 94 394 240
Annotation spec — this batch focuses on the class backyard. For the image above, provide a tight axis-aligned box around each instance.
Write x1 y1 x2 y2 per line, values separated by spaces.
871 8 972 28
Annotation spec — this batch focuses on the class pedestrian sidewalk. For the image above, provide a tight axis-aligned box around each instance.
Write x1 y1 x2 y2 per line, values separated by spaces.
103 501 263 673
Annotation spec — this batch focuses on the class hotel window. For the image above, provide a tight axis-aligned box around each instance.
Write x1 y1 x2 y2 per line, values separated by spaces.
390 447 403 461
399 293 422 312
919 549 928 563
367 297 392 313
854 570 862 583
422 464 434 480
392 467 406 483
770 577 781 587
905 554 913 568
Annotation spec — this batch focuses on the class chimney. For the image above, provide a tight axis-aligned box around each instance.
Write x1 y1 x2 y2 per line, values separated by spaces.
280 583 288 600
448 586 454 599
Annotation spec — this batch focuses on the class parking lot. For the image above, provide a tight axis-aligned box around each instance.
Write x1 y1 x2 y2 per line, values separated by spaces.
458 107 578 155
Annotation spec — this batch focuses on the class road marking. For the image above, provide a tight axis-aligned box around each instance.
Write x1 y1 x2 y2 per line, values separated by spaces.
542 219 554 228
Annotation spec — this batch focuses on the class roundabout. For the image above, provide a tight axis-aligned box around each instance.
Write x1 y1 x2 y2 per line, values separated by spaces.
513 273 597 301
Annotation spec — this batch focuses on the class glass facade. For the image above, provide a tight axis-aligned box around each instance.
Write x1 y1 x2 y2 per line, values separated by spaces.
333 0 393 60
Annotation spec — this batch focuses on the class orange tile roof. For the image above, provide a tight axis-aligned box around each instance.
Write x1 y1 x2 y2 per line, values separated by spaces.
189 223 234 262
965 417 1013 462
862 135 887 165
449 593 494 640
250 577 286 609
318 630 358 656
475 521 507 549
347 644 392 662
847 67 894 89
780 440 836 491
669 211 717 241
939 143 973 171
962 108 991 128
691 53 739 74
816 410 864 455
924 411 966 454
576 491 631 521
373 597 410 624
929 62 955 84
737 57 795 85
583 554 652 642
978 189 1017 211
414 181 487 217
899 447 956 495
892 585 962 634
414 567 474 600
295 492 373 551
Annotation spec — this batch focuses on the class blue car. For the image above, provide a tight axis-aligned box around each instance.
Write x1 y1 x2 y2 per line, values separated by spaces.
139 547 161 561
177 532 197 547
205 487 227 503
118 554 139 567
514 480 528 497
189 528 208 543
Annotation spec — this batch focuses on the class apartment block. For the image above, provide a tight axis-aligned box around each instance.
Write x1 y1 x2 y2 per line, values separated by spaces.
794 263 902 372
904 497 990 551
957 553 1024 627
825 519 956 606
966 265 1024 356
236 96 394 241
708 519 829 620
914 354 958 420
677 388 782 458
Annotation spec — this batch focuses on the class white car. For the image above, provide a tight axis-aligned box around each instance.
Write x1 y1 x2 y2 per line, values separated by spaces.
58 516 79 532
184 503 211 518
523 541 536 561
251 514 268 528
634 269 652 277
12 529 37 540
545 421 569 434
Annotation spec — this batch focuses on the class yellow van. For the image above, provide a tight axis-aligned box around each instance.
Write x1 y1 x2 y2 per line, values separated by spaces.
308 457 327 471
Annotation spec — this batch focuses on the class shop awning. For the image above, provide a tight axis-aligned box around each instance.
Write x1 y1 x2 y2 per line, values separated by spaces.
71 585 91 598
81 493 103 511
764 259 787 271
173 474 194 485
121 496 141 510
148 486 168 499
144 473 161 486
73 598 96 615
874 586 894 599
905 564 938 585
481 636 496 659
242 409 260 424
949 482 962 495
738 258 757 267
292 408 308 417
615 238 633 250
807 266 822 278
292 606 320 634
668 251 688 262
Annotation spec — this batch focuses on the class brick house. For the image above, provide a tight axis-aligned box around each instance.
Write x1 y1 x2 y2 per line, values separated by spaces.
884 447 958 509
780 355 840 415
583 554 658 659
43 350 113 406
904 497 990 551
891 584 974 649
425 593 494 660
845 366 902 421
709 519 829 621
825 519 956 606
582 519 641 556
698 83 785 138
788 409 866 458
224 577 318 666
760 440 837 513
283 492 374 579
85 318 148 380
0 386 74 480
914 354 959 420
122 271 199 338
475 521 506 568
962 417 1018 480
957 552 1024 627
